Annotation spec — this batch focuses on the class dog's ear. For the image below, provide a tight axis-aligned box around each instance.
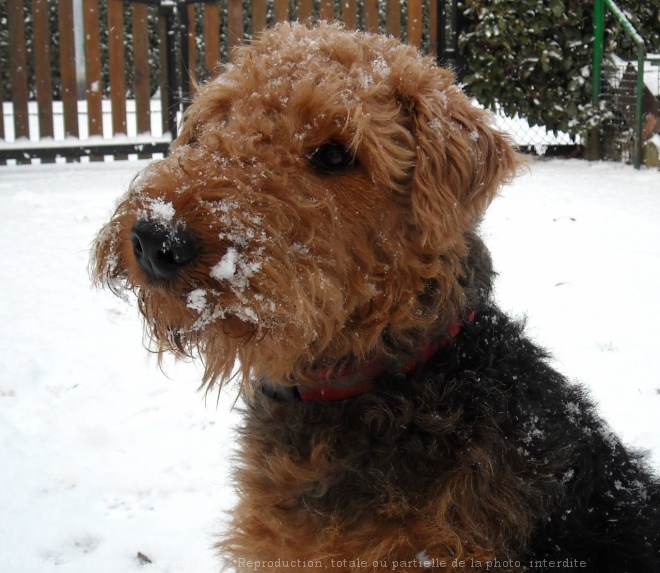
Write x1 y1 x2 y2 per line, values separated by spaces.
403 68 522 249
173 80 236 149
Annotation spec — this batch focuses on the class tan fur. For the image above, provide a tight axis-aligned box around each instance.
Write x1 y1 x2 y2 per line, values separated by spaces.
91 22 525 572
92 22 521 390
221 399 549 573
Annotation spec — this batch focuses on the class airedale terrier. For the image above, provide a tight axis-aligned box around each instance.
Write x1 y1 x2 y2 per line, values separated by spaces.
92 22 660 573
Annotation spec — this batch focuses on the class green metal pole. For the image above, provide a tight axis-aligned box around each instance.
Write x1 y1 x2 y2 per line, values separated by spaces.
589 0 605 161
592 0 604 106
603 0 647 169
634 45 647 169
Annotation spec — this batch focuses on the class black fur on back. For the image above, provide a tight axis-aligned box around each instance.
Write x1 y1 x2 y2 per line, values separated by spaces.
240 238 660 572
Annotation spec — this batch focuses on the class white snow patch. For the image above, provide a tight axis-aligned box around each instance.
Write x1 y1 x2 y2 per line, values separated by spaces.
146 197 176 224
416 550 433 568
211 248 239 281
186 289 208 313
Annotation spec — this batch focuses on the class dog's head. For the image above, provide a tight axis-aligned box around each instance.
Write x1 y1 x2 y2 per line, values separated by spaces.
91 22 522 391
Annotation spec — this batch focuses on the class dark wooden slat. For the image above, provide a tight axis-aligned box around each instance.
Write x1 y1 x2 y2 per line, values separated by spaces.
428 0 438 56
57 0 80 144
32 0 55 149
83 0 103 133
251 0 266 38
133 3 151 134
363 0 379 33
407 0 422 48
158 9 172 137
186 4 197 96
108 0 128 139
297 0 313 23
386 0 401 39
0 61 4 141
0 61 5 166
133 3 151 159
204 2 221 76
273 0 288 23
83 0 104 162
319 0 335 23
8 0 30 165
340 0 356 29
227 0 243 53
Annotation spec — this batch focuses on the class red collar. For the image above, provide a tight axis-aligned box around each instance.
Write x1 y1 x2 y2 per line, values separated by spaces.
295 311 475 402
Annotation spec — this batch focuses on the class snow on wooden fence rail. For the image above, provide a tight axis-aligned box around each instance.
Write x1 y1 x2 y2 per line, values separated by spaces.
0 0 438 165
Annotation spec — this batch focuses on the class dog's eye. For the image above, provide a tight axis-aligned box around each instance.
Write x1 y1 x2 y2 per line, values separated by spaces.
309 143 354 173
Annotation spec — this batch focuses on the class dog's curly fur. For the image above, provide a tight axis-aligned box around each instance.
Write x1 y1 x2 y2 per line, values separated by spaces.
91 22 660 572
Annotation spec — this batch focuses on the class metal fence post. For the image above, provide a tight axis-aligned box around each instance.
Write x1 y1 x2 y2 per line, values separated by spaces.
592 0 604 106
587 0 605 161
633 36 647 169
593 0 647 169
160 2 179 142
437 0 465 80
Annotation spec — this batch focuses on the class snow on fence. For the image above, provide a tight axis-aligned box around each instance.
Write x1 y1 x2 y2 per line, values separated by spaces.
0 98 172 163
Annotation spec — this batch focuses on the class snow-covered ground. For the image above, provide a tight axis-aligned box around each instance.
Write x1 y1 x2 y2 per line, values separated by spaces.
0 159 659 572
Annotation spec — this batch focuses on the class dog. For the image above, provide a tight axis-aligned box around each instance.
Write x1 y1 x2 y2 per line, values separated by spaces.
92 22 660 572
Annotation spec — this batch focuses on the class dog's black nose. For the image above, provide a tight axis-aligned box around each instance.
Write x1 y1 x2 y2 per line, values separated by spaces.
131 220 199 282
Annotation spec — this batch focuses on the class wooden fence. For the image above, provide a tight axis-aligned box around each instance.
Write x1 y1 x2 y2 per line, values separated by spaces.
0 0 440 165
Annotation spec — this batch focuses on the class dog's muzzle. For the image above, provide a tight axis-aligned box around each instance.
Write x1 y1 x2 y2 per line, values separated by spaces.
130 220 199 282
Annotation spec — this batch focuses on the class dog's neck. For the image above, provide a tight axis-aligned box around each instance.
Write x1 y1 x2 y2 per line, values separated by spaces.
262 311 475 403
